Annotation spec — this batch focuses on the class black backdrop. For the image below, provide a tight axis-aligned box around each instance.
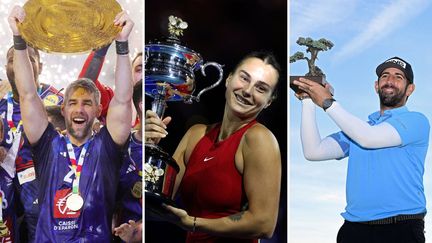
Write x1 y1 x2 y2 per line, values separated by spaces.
145 0 287 242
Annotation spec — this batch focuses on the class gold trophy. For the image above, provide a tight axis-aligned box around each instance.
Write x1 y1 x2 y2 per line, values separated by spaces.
17 0 122 53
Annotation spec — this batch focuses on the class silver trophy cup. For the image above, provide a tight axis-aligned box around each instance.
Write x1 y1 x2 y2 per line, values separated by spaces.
145 16 223 221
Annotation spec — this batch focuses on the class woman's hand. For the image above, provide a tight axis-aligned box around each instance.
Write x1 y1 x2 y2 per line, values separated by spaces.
162 203 195 231
144 110 171 144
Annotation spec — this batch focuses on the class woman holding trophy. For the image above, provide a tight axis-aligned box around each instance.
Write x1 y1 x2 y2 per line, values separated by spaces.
145 51 282 242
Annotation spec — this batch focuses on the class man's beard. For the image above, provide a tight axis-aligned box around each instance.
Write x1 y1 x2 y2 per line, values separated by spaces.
378 84 408 107
66 119 93 141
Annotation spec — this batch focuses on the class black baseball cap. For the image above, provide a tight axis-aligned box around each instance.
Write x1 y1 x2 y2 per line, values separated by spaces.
376 57 413 83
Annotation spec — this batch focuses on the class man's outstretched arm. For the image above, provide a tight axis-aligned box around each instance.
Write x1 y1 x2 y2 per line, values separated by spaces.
106 11 134 146
8 5 48 144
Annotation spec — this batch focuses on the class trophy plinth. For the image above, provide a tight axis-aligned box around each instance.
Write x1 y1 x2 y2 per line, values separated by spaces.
145 16 224 221
290 76 326 94
144 144 180 222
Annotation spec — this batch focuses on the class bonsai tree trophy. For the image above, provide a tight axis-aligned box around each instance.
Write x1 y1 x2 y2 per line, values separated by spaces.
290 37 334 94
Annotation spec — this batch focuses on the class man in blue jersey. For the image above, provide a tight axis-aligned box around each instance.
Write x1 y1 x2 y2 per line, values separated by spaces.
8 5 134 242
2 42 63 243
114 80 143 242
293 57 429 243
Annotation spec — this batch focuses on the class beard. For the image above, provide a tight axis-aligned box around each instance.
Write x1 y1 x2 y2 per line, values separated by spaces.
66 119 94 142
378 84 408 107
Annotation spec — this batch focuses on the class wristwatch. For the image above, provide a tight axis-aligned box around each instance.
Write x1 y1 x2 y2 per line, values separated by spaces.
322 98 336 111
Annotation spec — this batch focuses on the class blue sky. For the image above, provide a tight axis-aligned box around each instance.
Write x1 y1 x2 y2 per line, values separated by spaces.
289 0 432 242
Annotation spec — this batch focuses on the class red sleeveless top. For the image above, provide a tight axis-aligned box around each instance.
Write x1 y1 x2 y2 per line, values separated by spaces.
179 120 258 243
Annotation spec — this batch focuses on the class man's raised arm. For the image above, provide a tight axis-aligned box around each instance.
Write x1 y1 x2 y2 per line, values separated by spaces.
106 11 134 146
8 6 48 144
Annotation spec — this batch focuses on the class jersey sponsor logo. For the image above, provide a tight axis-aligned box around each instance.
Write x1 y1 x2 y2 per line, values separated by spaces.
53 220 79 231
53 189 80 219
17 167 36 185
203 156 214 162
126 163 136 174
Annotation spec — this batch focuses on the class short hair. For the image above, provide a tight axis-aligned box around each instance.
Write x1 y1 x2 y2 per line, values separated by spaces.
232 51 281 100
46 105 66 131
64 78 101 104
133 79 142 115
132 52 142 66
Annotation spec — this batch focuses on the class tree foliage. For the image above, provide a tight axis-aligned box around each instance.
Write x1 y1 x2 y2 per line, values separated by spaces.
290 37 334 76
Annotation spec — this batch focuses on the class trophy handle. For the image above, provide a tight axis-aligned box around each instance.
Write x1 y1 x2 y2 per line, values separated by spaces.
184 62 224 103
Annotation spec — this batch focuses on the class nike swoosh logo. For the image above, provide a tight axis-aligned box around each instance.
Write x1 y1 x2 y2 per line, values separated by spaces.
203 157 214 162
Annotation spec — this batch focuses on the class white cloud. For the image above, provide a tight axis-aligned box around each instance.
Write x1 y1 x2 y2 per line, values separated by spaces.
290 0 358 43
333 0 429 61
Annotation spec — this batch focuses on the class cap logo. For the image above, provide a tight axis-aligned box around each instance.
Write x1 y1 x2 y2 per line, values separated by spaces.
385 58 406 69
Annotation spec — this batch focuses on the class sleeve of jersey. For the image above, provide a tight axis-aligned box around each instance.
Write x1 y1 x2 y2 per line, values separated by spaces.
385 112 430 146
328 131 350 159
326 101 402 148
78 45 109 82
97 126 125 171
301 99 346 160
30 123 57 177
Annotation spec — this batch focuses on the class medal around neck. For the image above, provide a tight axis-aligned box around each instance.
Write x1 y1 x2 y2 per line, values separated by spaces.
18 0 122 53
66 193 84 211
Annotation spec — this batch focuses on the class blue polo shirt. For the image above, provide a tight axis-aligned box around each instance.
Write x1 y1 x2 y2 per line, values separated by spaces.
329 106 429 222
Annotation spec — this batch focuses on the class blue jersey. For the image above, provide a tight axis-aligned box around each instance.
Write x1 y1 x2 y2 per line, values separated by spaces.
33 124 123 242
0 165 16 243
330 106 430 221
118 132 142 224
0 84 63 242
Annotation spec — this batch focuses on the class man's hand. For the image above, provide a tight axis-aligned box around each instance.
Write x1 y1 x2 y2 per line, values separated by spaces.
145 110 171 144
294 91 310 101
293 78 334 108
114 11 134 42
8 5 25 36
113 220 142 243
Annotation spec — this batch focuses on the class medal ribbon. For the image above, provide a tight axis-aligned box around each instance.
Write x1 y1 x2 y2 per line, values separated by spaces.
65 137 90 195
7 92 22 134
